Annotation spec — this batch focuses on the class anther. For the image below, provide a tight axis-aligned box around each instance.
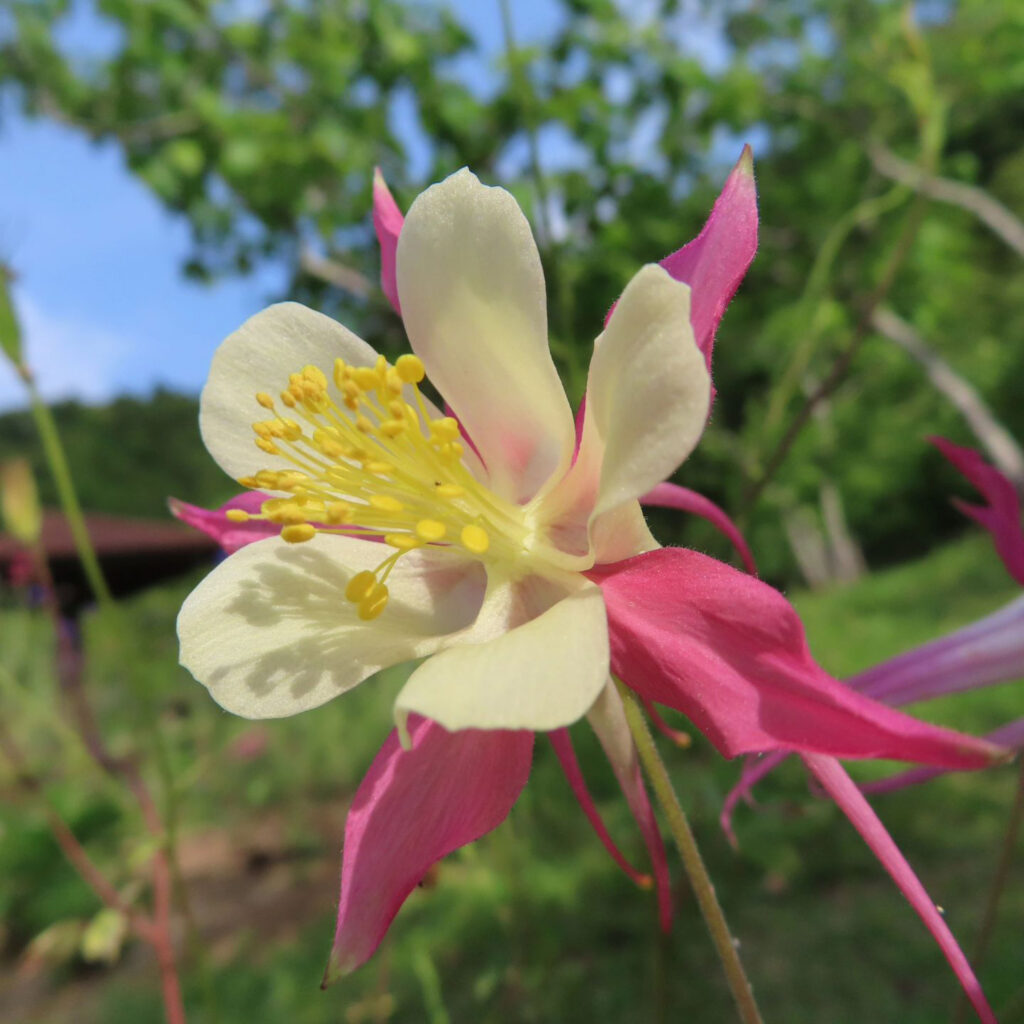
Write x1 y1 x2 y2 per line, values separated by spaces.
358 582 389 620
325 502 352 525
385 533 422 551
345 570 377 603
255 392 275 409
461 524 490 554
256 438 280 455
431 417 460 441
225 509 250 522
369 495 404 513
415 520 446 542
281 523 316 543
395 354 425 383
353 366 380 391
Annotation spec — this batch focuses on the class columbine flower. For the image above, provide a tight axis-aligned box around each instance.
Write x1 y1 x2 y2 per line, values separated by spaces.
177 157 1002 1017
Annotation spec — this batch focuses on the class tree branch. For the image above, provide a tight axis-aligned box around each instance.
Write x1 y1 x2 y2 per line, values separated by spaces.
298 248 373 297
871 306 1024 491
869 144 1024 258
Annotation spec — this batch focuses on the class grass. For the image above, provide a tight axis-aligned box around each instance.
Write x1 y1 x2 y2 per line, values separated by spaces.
0 531 1021 1023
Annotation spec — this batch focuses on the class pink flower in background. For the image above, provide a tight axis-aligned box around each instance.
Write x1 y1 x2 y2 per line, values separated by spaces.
724 437 1024 817
174 156 1001 1020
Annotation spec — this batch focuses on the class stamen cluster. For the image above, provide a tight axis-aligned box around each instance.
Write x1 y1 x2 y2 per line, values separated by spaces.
226 352 520 620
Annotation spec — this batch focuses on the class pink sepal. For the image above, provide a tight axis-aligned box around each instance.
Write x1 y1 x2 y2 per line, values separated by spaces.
168 492 274 553
548 729 652 889
720 753 785 847
326 716 533 980
372 168 404 316
590 548 1003 767
862 717 1024 795
604 146 757 397
933 436 1024 585
641 481 757 575
802 753 997 1024
659 146 758 373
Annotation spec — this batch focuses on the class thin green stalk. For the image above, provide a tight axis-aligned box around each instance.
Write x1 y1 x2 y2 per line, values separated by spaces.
952 758 1024 1024
617 681 763 1024
20 369 113 606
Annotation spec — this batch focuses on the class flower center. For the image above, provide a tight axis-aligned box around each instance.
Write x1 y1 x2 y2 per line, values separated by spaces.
227 352 531 620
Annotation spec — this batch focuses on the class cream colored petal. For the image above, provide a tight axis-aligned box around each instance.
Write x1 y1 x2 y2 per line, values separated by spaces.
395 580 608 737
396 169 575 504
584 264 710 520
586 678 637 783
178 533 486 719
200 302 380 482
591 499 659 565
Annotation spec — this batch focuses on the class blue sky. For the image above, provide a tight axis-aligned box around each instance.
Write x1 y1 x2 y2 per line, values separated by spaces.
0 0 576 410
0 0 729 411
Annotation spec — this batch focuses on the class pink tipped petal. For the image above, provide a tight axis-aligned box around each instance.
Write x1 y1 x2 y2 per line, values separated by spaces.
932 436 1024 585
862 717 1024 795
642 482 757 575
587 683 672 932
659 146 758 370
169 492 276 553
373 168 404 316
720 752 786 847
547 729 653 889
327 717 533 980
850 594 1024 706
802 753 997 1024
590 548 1004 767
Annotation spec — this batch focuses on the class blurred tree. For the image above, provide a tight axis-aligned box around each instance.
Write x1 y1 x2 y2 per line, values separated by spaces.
1 0 1022 582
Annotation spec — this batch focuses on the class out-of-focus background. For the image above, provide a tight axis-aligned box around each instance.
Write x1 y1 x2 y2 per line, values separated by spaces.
0 1 1021 1021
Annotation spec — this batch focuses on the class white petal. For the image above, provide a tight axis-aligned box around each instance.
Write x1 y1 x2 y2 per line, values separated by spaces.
591 499 659 565
586 678 637 785
200 302 380 482
395 580 608 736
584 264 710 519
178 533 486 719
396 169 575 504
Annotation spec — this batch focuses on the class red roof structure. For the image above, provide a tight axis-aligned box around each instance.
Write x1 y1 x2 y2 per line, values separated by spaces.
0 509 219 613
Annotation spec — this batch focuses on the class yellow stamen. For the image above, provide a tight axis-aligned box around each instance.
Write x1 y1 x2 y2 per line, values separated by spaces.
281 523 316 543
244 349 531 620
358 582 389 620
415 519 446 542
345 570 377 603
395 353 425 383
461 524 490 554
385 533 422 551
369 495 404 513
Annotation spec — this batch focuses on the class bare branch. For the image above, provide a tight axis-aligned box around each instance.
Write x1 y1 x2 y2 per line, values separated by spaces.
299 248 373 297
869 144 1024 258
871 306 1024 491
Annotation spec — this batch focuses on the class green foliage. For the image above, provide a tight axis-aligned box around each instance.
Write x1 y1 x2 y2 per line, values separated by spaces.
0 535 1020 1020
3 0 1023 582
0 389 232 517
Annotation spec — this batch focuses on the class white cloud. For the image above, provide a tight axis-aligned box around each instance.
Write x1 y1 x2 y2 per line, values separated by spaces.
0 290 131 410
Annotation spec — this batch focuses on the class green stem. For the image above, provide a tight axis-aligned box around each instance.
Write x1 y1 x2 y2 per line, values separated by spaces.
21 370 113 606
617 682 764 1024
952 757 1024 1024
